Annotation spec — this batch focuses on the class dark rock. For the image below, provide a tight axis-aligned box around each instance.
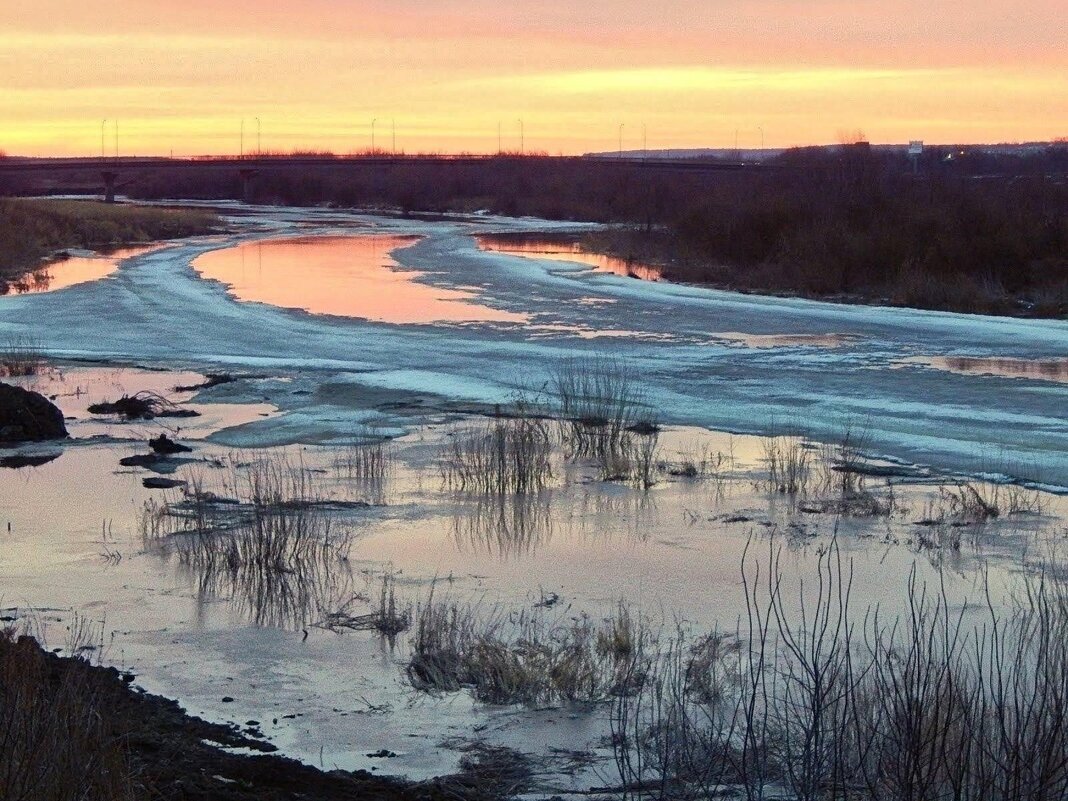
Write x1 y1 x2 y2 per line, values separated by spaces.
668 464 699 477
221 696 234 703
626 421 661 435
832 461 926 479
149 434 193 455
0 451 62 469
0 383 68 443
175 373 235 392
121 454 164 468
120 453 192 475
142 477 188 490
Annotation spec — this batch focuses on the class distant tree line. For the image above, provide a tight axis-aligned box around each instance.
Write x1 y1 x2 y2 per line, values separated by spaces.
3 144 1065 316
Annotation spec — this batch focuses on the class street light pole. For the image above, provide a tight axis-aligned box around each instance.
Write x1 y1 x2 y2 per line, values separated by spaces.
240 118 244 158
618 123 625 158
101 119 107 159
255 117 261 155
517 118 524 155
642 123 647 160
371 118 377 154
392 118 396 156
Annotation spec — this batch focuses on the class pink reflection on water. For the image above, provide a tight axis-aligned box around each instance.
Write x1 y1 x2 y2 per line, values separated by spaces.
901 355 1068 384
193 235 527 324
1 245 160 296
476 234 663 282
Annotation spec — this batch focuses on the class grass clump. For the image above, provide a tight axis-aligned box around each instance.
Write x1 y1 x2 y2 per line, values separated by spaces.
0 335 47 378
551 357 656 454
0 627 136 801
668 441 736 480
595 427 661 488
762 433 812 494
407 591 651 706
319 572 412 636
442 415 554 495
550 357 661 487
141 454 356 628
88 390 199 420
937 479 1048 523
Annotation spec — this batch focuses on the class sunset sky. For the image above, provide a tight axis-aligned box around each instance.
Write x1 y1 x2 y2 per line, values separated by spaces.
2 0 1065 157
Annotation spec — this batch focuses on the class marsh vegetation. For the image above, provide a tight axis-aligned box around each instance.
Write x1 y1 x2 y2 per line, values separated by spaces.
552 357 661 487
407 590 647 706
140 454 357 628
0 335 46 378
0 199 218 289
0 626 136 801
441 414 555 494
610 540 1068 801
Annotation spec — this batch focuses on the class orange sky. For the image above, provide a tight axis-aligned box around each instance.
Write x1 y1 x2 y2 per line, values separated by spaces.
2 0 1065 156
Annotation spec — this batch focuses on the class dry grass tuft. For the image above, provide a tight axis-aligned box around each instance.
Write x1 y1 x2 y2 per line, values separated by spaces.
762 434 812 495
442 415 554 495
141 453 356 628
611 536 1068 800
407 590 652 706
0 628 137 801
551 357 658 464
319 572 412 636
0 335 46 378
87 390 198 420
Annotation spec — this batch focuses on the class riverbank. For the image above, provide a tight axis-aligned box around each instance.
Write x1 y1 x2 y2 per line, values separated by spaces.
64 145 1061 319
575 226 1068 319
0 629 514 801
0 198 219 292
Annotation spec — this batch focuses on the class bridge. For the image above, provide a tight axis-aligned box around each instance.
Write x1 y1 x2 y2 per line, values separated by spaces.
0 154 766 203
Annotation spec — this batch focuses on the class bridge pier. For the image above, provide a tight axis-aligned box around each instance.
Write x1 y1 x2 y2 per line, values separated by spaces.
238 168 259 204
101 171 118 203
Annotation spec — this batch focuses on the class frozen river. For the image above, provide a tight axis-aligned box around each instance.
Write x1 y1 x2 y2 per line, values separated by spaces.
1 203 1066 488
2 201 1067 785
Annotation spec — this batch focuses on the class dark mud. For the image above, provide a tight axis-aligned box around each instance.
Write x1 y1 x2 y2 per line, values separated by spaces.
0 633 523 801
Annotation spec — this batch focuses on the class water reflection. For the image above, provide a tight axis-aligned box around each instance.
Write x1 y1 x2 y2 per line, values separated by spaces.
0 245 159 296
174 536 356 630
192 235 527 324
451 491 555 559
902 356 1068 384
715 332 861 349
476 233 663 281
142 456 360 629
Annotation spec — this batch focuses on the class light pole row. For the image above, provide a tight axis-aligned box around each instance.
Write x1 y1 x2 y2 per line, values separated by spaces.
91 119 764 159
100 119 118 158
